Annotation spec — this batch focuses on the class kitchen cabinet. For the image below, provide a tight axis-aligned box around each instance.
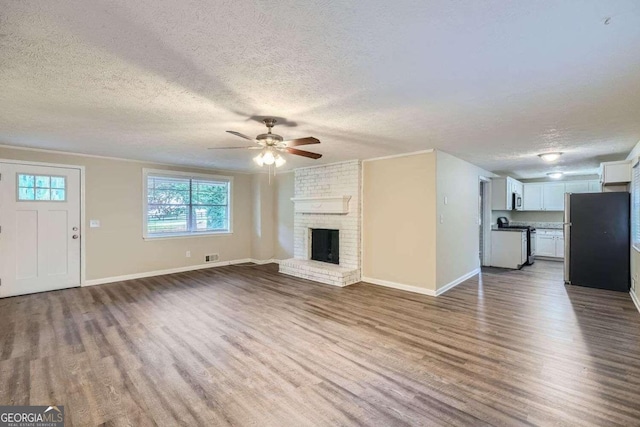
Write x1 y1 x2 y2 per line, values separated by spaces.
512 180 524 198
491 230 527 269
542 183 565 211
522 180 600 211
523 183 543 211
536 235 556 257
555 237 565 258
491 177 523 211
536 229 564 258
600 160 631 185
565 181 589 193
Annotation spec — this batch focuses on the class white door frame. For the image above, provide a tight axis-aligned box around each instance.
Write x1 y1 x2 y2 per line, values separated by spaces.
479 176 492 266
0 159 86 285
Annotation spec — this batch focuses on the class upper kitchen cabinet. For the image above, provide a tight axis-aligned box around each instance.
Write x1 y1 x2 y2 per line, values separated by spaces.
543 183 565 211
523 183 543 210
600 160 631 185
565 180 600 194
491 177 523 210
565 181 589 193
523 179 600 211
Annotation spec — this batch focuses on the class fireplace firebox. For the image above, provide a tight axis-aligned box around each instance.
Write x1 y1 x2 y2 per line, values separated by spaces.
311 229 339 265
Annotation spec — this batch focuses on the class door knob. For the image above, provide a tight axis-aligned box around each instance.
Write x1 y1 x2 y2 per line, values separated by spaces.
72 227 78 231
72 235 79 239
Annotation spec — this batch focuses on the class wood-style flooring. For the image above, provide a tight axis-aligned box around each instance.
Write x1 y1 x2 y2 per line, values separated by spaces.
1 261 639 426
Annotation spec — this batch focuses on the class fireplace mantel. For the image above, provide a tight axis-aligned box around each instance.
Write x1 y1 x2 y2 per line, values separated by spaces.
291 196 352 214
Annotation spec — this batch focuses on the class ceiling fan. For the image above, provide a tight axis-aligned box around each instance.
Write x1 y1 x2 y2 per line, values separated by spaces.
209 118 322 168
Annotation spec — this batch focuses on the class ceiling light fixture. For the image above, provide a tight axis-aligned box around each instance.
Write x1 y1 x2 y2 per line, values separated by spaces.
538 152 563 162
547 172 564 179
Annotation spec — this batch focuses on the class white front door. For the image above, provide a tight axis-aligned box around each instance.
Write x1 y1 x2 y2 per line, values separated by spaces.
0 162 81 297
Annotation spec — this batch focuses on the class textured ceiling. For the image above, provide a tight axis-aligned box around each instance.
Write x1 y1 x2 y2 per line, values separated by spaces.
1 0 640 177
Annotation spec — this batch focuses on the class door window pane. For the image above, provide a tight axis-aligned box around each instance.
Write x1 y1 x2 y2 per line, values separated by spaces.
18 187 35 200
51 189 66 201
35 189 51 200
51 177 66 189
35 176 50 188
17 174 66 201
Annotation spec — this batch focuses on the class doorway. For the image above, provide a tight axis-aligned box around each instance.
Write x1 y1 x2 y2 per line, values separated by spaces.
0 161 82 297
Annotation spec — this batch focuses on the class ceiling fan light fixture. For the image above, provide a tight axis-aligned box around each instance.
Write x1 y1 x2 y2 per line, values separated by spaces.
538 152 563 162
253 153 265 166
274 154 286 168
262 150 275 165
547 172 564 179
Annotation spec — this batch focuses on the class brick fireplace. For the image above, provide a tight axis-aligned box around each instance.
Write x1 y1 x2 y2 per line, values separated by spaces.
279 160 361 287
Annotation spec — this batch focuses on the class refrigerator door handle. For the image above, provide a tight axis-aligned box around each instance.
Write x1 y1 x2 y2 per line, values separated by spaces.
564 193 571 284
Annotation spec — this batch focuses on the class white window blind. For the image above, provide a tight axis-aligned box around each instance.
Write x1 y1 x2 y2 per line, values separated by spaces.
632 163 640 250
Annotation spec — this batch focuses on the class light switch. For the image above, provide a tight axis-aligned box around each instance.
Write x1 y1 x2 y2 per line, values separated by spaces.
89 220 101 228
444 196 448 205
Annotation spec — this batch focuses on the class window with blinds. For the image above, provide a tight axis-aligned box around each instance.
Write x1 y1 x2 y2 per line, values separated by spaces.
633 163 640 250
143 170 232 238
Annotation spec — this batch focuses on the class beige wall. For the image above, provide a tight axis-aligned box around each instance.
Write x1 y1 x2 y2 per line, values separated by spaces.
250 173 275 260
362 152 437 290
274 172 294 260
0 146 253 281
436 151 492 289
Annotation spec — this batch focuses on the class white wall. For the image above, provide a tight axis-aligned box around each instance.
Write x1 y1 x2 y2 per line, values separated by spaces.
511 210 563 223
436 151 492 290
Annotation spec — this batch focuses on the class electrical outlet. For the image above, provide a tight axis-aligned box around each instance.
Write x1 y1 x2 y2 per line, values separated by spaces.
186 251 191 258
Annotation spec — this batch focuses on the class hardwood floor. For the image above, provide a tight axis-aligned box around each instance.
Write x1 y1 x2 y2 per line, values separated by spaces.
1 261 639 426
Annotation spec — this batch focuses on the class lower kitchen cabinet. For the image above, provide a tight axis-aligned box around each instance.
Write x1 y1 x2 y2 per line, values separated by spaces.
491 230 528 269
536 230 564 259
536 235 556 257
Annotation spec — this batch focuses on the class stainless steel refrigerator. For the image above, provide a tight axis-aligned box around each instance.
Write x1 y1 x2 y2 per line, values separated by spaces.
564 192 630 292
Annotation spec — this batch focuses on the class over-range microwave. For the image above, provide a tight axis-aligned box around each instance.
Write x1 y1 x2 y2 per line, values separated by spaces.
512 193 523 210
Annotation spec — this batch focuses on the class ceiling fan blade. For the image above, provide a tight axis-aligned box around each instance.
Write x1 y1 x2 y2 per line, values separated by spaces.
208 146 262 150
282 136 320 147
282 147 322 159
226 130 257 141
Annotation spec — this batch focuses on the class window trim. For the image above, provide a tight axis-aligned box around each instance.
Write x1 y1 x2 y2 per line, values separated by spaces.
142 168 233 240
